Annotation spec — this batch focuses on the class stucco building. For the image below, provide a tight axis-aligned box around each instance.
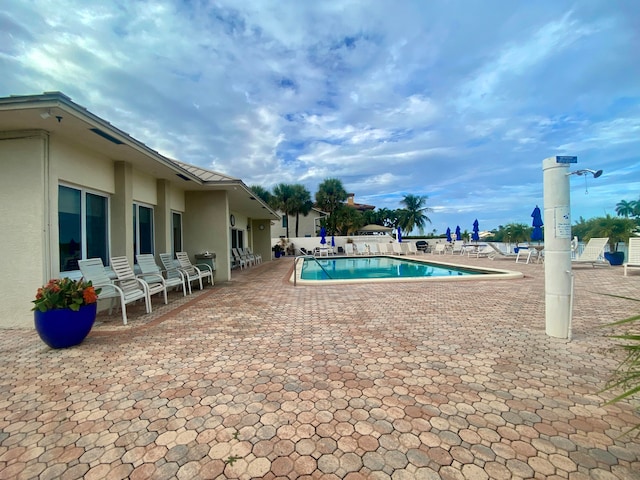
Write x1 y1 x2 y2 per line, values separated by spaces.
0 92 279 328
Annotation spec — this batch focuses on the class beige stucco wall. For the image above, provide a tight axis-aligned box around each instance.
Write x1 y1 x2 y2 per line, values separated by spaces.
0 132 48 328
184 190 230 281
132 168 157 205
272 210 322 238
50 137 115 194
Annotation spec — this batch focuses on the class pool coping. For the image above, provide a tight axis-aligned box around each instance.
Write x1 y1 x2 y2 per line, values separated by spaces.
290 254 524 285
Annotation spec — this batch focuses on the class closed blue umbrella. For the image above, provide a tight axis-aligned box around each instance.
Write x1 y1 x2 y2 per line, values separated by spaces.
531 206 543 242
320 227 326 245
331 235 335 247
472 219 480 242
397 227 402 243
446 227 452 242
455 226 461 241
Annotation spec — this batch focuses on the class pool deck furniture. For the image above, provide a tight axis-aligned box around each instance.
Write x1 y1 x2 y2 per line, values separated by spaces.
486 242 519 260
111 256 168 309
572 237 610 267
78 257 149 325
623 237 640 276
176 251 214 289
136 254 187 297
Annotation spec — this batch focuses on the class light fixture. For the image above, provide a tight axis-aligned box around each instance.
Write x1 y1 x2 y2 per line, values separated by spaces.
40 110 51 119
566 168 603 178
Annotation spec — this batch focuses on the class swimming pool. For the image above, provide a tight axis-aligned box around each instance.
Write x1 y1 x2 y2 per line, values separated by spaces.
293 256 522 284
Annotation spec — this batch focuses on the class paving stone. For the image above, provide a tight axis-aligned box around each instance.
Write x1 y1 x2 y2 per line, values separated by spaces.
0 260 638 479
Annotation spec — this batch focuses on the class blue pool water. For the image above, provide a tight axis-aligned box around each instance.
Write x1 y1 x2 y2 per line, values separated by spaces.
299 256 484 280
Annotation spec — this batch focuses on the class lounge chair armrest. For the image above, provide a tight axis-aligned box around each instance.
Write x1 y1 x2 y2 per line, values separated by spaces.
137 273 166 285
194 263 213 274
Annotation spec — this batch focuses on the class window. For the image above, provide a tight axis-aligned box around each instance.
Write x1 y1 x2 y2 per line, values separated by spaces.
231 229 244 250
282 215 288 228
58 185 109 272
172 211 183 255
133 203 154 256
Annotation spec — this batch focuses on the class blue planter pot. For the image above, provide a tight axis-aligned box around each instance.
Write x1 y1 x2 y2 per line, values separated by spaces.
604 251 625 266
34 303 97 349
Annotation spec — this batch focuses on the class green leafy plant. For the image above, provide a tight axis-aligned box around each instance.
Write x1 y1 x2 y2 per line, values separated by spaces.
32 278 101 312
600 294 640 435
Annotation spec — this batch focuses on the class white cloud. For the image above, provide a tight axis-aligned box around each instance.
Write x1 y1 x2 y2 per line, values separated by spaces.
0 0 638 235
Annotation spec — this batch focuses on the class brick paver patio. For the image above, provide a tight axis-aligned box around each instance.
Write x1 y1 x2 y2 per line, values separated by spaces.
1 255 639 479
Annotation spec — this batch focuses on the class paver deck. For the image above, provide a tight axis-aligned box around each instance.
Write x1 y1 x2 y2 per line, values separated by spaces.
1 255 639 479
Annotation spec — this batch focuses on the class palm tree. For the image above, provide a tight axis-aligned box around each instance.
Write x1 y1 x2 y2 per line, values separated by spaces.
271 183 295 238
289 184 313 238
399 194 432 235
249 185 272 205
315 178 348 235
616 200 637 218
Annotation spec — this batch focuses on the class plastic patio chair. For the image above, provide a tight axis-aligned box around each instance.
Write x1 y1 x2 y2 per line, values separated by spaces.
136 254 187 296
111 256 168 309
176 252 214 290
78 258 149 325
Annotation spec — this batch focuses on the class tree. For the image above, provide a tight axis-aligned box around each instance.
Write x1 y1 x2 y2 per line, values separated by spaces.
315 178 348 235
573 214 636 252
334 205 364 235
398 194 432 235
289 184 313 238
271 183 295 238
615 200 637 218
249 185 272 205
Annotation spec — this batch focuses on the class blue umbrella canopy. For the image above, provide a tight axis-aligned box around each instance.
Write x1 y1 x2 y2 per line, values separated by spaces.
331 235 335 247
472 219 480 242
455 226 461 241
531 205 543 242
320 227 326 244
397 227 402 243
446 227 452 242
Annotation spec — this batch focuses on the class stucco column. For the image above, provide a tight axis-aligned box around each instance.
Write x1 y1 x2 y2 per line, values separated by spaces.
542 156 575 338
112 161 134 262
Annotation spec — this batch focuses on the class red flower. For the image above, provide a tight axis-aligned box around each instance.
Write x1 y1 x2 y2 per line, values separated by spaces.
83 287 98 305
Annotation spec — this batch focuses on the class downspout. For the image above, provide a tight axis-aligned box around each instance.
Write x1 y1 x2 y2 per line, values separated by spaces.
42 132 52 281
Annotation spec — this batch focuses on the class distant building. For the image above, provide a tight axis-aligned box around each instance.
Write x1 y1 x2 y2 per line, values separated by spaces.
346 193 375 212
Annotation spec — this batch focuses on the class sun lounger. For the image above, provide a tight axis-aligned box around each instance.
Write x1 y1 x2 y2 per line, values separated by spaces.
432 243 446 255
572 237 609 267
624 237 640 276
487 243 519 260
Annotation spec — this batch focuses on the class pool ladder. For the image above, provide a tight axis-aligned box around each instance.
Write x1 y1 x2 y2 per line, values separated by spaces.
293 255 333 286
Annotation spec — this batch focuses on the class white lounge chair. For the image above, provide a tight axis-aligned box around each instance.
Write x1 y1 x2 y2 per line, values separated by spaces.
160 253 199 294
624 237 640 276
137 254 187 296
355 243 368 255
451 240 464 255
176 252 214 289
392 243 406 255
111 256 168 309
572 237 609 267
487 243 519 260
344 243 356 256
466 245 493 258
406 242 420 255
246 246 262 264
78 258 149 325
432 243 446 255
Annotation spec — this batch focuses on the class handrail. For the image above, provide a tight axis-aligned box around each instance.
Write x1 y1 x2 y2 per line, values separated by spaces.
293 255 333 286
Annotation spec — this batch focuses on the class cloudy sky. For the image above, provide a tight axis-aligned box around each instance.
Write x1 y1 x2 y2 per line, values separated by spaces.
2 0 638 235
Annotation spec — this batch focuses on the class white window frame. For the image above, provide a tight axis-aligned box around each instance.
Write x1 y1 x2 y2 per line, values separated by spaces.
58 182 111 272
133 202 155 257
